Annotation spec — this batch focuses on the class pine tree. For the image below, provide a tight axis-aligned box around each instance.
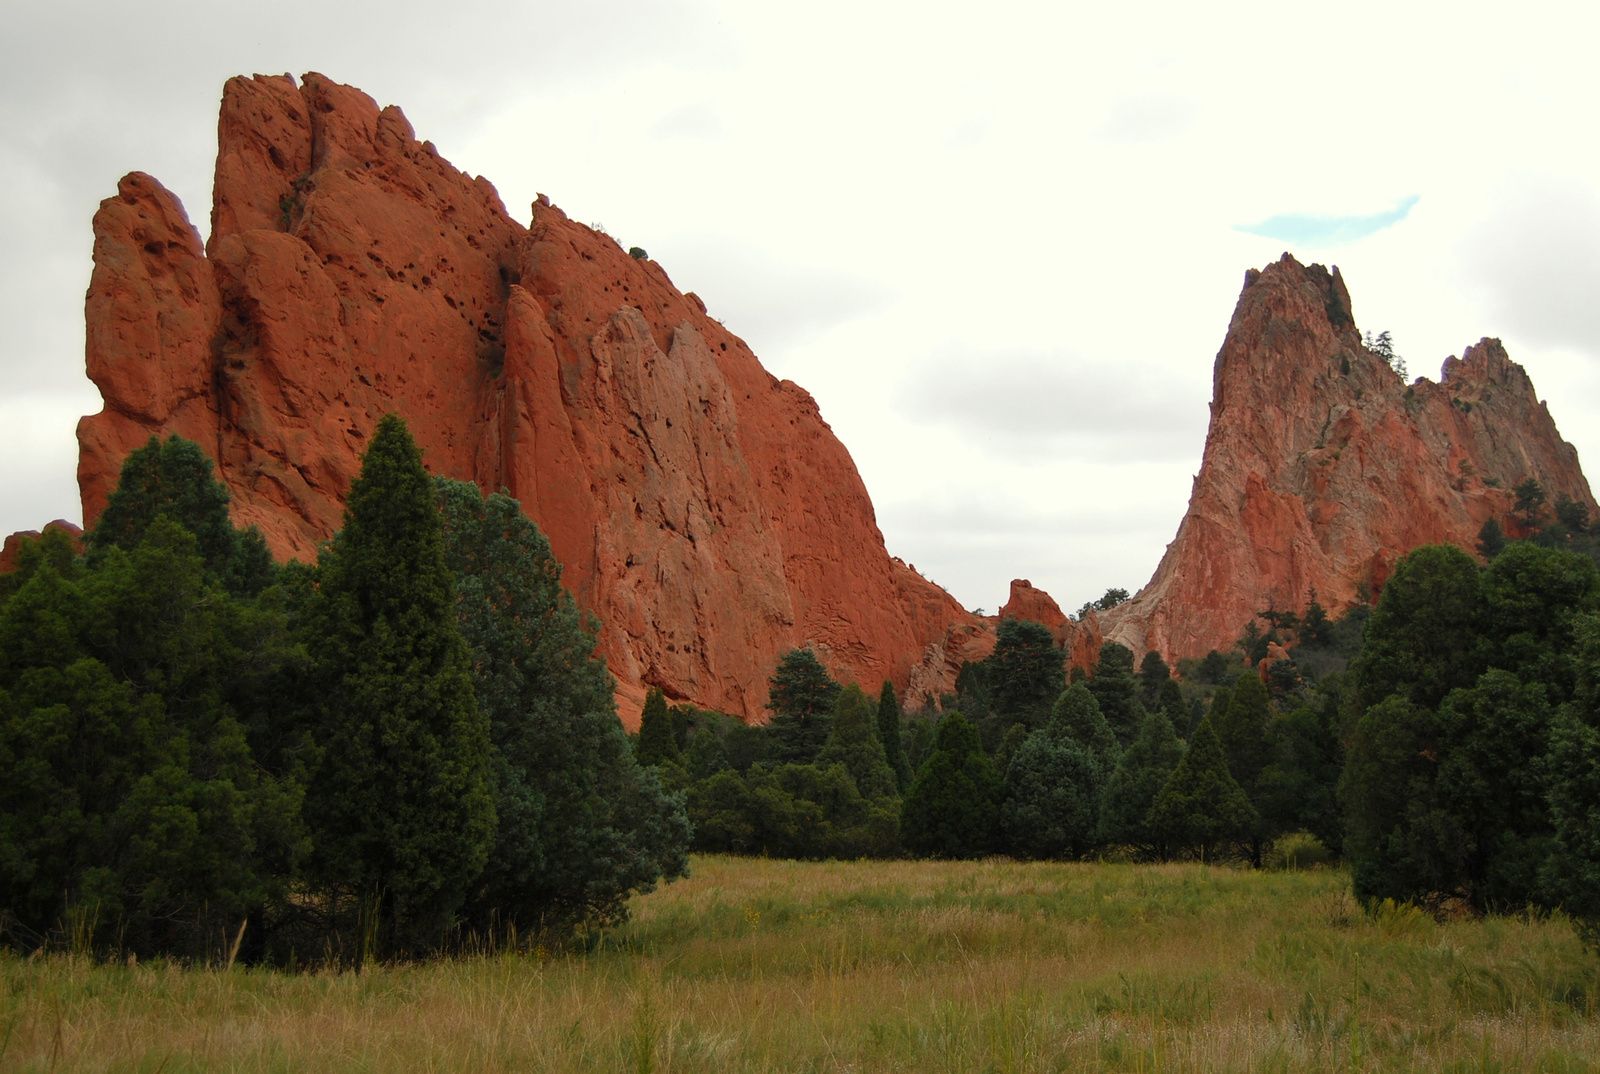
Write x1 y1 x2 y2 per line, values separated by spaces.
1204 685 1232 738
989 618 1065 730
1001 727 1108 860
636 687 680 767
901 712 1001 858
1158 678 1187 734
1300 591 1332 647
0 517 304 957
816 683 899 800
877 680 913 792
436 479 687 938
1213 671 1274 865
1088 641 1141 745
1350 543 1484 711
766 648 841 764
1048 683 1120 767
1138 651 1171 709
1149 716 1256 861
89 434 274 596
1215 673 1272 792
1099 706 1184 856
300 416 495 954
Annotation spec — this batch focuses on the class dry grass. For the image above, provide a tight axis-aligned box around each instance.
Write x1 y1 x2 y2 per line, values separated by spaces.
2 856 1597 1071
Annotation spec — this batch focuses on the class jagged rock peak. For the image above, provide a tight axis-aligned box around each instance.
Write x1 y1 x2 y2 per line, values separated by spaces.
1102 254 1594 664
75 73 980 724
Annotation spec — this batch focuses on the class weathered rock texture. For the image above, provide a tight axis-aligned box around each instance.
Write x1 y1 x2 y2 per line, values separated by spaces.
0 521 83 575
997 578 1103 671
77 72 979 723
1103 254 1597 664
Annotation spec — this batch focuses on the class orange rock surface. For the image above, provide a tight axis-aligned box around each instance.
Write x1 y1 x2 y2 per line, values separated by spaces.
76 73 979 724
1103 254 1597 664
997 578 1102 673
0 521 83 575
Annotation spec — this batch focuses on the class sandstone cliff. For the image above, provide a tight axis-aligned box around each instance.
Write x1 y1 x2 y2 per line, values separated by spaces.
76 72 979 723
1102 254 1597 663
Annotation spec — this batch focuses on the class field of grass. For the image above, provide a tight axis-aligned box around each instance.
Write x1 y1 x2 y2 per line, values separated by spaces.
2 855 1597 1072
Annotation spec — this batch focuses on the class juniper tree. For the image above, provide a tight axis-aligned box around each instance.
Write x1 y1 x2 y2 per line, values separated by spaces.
816 683 899 801
299 417 495 954
1048 683 1120 767
1138 651 1171 709
1099 706 1184 857
636 687 680 767
1149 716 1256 862
902 711 1001 858
89 434 274 596
1088 641 1141 746
0 518 303 957
876 679 913 792
435 478 688 938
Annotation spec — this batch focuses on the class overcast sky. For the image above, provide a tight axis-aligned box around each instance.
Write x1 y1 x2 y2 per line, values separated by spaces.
5 0 1600 614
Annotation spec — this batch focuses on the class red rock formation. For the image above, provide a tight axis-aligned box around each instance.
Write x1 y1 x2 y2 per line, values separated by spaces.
997 578 1102 672
1104 254 1597 664
77 73 979 724
0 521 84 575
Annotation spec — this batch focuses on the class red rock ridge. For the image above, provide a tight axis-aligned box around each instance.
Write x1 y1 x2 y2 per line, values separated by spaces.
997 578 1103 672
1102 254 1597 664
0 521 84 575
76 72 979 724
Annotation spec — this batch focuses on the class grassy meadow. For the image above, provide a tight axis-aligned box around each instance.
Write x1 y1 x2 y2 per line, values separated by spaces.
2 855 1597 1073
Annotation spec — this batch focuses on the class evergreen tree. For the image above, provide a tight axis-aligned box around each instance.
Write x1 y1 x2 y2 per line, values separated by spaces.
1514 477 1547 532
816 683 899 800
435 479 687 938
1001 726 1108 860
299 417 495 954
876 680 913 792
995 722 1030 774
1207 685 1232 724
1215 673 1273 793
1087 641 1141 745
1350 543 1484 711
1158 677 1187 734
902 712 1001 858
1300 591 1332 648
1253 704 1344 856
683 726 732 782
1048 683 1120 767
988 618 1065 731
1216 671 1277 865
89 434 274 597
766 648 841 764
1477 541 1600 704
1547 614 1600 948
1149 717 1256 861
1477 518 1506 560
1138 651 1171 709
1099 706 1184 857
0 518 304 957
636 687 680 767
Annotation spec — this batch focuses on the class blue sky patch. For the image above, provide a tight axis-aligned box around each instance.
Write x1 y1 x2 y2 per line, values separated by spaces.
1236 195 1421 245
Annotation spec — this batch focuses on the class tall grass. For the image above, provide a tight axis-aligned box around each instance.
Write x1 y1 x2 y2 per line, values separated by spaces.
1 856 1595 1071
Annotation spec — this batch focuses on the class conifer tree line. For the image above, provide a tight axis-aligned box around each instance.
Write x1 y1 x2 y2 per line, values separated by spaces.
0 420 688 962
657 528 1600 947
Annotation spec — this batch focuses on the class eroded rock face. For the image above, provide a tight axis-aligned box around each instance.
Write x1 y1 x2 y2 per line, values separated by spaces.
77 73 978 723
997 578 1102 672
0 521 83 575
1103 254 1597 664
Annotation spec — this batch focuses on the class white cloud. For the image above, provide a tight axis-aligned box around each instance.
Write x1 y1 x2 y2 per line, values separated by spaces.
1461 177 1600 356
5 0 1600 612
